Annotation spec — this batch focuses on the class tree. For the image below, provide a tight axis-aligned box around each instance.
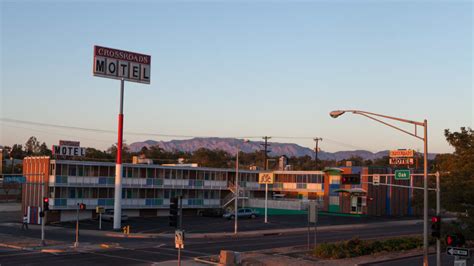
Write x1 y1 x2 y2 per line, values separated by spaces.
435 127 474 239
39 142 52 156
25 136 41 155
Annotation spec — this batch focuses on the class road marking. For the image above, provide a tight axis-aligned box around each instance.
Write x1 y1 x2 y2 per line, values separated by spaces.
0 250 42 258
83 251 159 263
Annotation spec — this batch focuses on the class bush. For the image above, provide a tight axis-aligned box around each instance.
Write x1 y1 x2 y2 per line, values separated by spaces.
313 236 423 259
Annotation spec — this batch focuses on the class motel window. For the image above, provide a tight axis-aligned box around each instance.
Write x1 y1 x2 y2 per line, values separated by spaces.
99 166 108 177
91 166 99 177
138 189 146 198
92 188 98 198
197 171 204 180
54 188 61 198
98 188 107 198
189 170 196 179
68 165 77 176
60 164 68 176
55 164 61 175
83 165 90 177
164 169 171 179
132 167 139 178
68 188 76 198
60 188 68 198
147 168 155 178
77 188 83 199
177 170 183 179
164 190 170 199
140 168 146 178
78 165 84 176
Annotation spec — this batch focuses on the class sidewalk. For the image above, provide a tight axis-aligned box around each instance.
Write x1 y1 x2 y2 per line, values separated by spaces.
0 232 119 254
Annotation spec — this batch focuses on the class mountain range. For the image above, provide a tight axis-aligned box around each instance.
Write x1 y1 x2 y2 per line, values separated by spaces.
129 138 437 161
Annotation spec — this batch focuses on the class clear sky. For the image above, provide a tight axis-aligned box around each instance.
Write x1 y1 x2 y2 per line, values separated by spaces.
1 0 472 153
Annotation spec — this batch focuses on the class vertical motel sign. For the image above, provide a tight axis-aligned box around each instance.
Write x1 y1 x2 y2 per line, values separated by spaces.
93 46 151 230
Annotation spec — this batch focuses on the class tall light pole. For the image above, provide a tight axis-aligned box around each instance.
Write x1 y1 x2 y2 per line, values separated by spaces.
330 110 429 266
235 139 249 235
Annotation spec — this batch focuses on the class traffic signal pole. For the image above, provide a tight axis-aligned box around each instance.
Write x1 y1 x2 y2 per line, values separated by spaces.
41 175 45 246
113 79 125 230
436 171 440 266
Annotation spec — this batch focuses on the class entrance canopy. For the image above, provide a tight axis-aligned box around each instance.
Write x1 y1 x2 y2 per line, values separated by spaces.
333 188 367 196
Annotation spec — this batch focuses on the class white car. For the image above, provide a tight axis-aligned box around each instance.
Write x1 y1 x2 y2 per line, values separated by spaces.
101 210 128 221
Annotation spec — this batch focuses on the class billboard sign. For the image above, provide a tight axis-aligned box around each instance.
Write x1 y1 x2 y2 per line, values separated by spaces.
389 157 414 165
52 140 86 157
93 45 151 84
258 172 274 184
389 150 415 158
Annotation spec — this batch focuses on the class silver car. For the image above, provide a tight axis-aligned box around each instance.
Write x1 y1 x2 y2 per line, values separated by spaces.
101 210 128 221
223 208 259 220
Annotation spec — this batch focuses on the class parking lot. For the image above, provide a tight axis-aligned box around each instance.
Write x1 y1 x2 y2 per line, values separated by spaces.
50 212 416 234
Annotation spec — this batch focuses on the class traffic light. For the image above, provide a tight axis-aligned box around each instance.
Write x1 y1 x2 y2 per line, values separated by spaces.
431 216 441 238
79 203 86 210
341 174 361 185
43 197 49 212
446 233 465 247
169 197 179 228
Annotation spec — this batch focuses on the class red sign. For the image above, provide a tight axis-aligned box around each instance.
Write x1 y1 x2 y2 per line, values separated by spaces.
389 150 414 158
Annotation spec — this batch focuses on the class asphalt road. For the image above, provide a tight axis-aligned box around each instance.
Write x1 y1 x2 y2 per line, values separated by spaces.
0 222 425 265
49 214 417 234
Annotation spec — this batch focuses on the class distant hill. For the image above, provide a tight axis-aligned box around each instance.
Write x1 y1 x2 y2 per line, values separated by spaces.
129 138 437 161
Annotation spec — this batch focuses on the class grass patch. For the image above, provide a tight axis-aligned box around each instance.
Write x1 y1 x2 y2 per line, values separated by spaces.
313 236 423 259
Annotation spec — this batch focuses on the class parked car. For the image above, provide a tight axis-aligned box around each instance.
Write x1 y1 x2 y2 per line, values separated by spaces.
198 208 225 217
223 208 259 220
101 210 128 221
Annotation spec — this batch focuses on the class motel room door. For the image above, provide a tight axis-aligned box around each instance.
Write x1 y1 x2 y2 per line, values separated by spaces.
351 196 363 214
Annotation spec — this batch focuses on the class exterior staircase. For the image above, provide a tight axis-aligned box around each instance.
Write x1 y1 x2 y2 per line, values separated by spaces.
222 180 249 209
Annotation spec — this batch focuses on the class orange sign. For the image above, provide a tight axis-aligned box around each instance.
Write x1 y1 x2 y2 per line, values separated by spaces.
258 172 274 184
389 150 414 158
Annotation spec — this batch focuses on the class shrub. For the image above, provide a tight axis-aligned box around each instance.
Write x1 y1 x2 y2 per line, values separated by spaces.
313 236 423 259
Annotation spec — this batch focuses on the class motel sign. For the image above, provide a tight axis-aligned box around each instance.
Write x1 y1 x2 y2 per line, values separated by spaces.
93 46 151 84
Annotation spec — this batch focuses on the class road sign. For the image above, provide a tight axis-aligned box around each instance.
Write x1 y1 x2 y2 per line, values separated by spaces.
258 172 274 184
3 175 26 183
447 247 470 257
394 170 410 180
175 230 184 249
96 206 105 214
373 174 380 185
389 150 414 158
389 157 414 165
93 46 151 84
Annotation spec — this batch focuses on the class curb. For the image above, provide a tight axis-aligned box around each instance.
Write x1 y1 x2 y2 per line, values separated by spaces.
355 251 436 265
0 242 34 251
183 219 424 239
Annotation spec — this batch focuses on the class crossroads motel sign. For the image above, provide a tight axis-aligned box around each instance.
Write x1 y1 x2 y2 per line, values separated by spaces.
52 140 86 157
93 45 151 230
93 46 151 84
389 149 414 165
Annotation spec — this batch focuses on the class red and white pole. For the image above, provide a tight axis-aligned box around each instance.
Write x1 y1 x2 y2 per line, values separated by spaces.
113 79 125 230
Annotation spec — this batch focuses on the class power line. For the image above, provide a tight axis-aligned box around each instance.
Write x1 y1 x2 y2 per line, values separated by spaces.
0 117 374 151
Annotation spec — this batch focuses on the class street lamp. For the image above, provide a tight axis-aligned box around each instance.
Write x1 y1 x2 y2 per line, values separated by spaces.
235 139 250 235
329 109 430 266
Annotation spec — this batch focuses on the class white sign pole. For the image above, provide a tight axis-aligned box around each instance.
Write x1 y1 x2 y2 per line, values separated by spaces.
99 212 102 230
265 183 268 224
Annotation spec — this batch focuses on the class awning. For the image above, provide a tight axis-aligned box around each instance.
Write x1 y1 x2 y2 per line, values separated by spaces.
333 188 367 196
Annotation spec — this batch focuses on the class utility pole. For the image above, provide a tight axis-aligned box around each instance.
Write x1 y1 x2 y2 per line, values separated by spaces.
261 136 271 170
313 138 322 163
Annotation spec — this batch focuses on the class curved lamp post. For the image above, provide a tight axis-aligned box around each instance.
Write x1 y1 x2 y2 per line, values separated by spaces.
330 110 429 266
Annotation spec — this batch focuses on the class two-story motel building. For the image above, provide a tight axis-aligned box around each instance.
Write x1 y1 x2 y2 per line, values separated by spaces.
22 156 417 222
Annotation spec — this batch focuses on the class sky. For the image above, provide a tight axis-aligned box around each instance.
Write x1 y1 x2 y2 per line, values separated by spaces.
0 0 472 153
